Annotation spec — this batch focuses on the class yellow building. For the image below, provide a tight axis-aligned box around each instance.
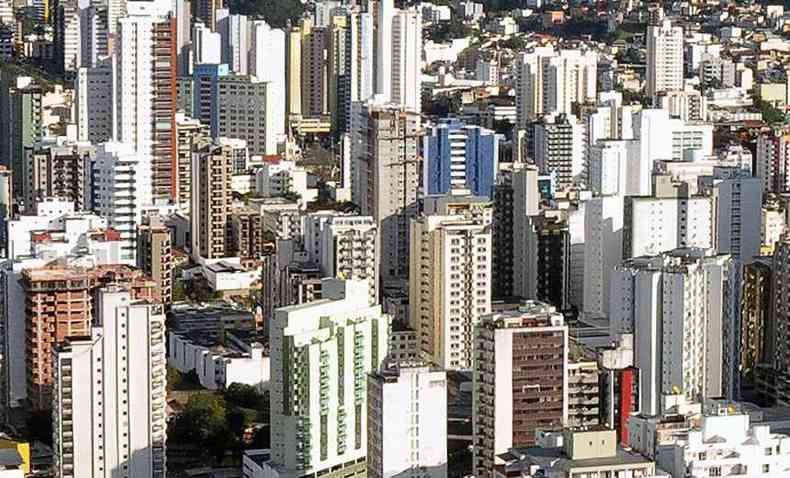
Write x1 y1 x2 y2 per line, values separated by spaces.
0 439 30 474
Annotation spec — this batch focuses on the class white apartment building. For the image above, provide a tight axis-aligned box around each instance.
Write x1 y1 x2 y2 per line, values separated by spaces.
389 9 422 112
515 47 597 126
344 12 375 131
658 406 790 477
168 331 269 391
75 62 112 143
58 0 80 76
583 194 624 319
628 110 714 199
249 21 286 145
646 20 684 100
52 287 167 478
610 249 737 416
409 193 492 370
319 215 378 303
268 279 389 478
255 160 318 208
256 198 303 240
589 140 642 196
0 0 13 24
114 0 175 201
624 195 713 258
657 90 707 122
472 302 569 477
367 364 447 478
92 142 153 265
587 102 639 150
192 22 222 65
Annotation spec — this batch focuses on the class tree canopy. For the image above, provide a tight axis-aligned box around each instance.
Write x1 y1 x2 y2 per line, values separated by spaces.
227 0 305 28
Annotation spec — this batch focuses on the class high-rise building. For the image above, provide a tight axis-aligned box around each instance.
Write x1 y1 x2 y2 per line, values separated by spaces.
79 4 109 68
646 20 683 100
106 0 126 44
374 0 421 111
23 141 91 212
515 47 597 126
285 23 304 121
318 215 378 303
756 129 790 193
192 0 222 30
708 168 763 262
192 22 221 65
54 0 80 77
190 140 233 260
0 0 13 25
301 26 330 118
367 364 447 478
327 21 348 133
588 139 642 196
388 8 421 112
217 76 276 155
423 119 499 198
175 0 191 75
623 180 713 259
76 62 113 144
769 239 790 404
268 279 389 477
93 142 153 264
533 113 586 190
524 214 572 312
174 113 209 212
492 165 540 299
473 302 568 476
740 259 771 385
115 0 177 201
351 99 421 282
340 12 374 133
137 215 174 305
0 76 43 195
193 65 279 156
216 9 248 74
248 20 286 146
21 264 158 409
656 89 707 122
53 287 167 478
582 194 624 319
228 208 264 264
610 249 738 415
409 193 492 370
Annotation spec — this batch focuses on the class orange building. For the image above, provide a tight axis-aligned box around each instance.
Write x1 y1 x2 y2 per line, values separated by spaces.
22 264 159 409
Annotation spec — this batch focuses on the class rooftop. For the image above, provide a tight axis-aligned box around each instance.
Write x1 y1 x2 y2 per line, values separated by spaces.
0 448 23 467
501 446 654 473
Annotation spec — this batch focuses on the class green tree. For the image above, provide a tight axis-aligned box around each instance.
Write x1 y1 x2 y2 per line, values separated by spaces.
227 0 304 28
171 393 228 443
755 98 786 124
224 383 265 409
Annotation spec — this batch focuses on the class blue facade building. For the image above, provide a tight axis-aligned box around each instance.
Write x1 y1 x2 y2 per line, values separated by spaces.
423 119 499 198
193 63 229 138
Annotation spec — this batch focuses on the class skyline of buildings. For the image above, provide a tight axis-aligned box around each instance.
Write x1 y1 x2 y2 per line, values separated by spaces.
2 1 790 478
